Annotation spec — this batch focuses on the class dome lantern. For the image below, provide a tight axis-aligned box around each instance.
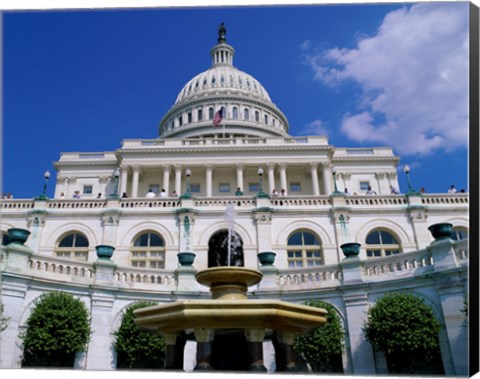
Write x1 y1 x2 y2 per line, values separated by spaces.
158 23 290 139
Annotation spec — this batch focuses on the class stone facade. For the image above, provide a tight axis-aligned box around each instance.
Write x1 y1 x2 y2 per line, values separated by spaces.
0 26 470 375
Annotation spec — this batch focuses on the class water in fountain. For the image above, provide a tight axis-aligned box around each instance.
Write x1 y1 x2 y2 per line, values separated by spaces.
225 203 236 266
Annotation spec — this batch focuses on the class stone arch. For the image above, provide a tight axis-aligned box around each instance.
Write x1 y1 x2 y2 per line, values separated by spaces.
120 221 175 248
198 221 253 248
275 220 333 246
46 223 98 255
355 219 413 247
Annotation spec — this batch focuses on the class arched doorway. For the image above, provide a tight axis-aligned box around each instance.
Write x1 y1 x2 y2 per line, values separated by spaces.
208 229 244 267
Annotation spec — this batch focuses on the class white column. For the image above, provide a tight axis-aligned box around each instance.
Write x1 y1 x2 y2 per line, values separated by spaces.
119 166 128 196
310 162 320 196
267 163 276 193
205 164 213 197
236 163 244 193
278 162 288 194
162 164 171 195
175 164 182 195
131 165 140 198
322 163 333 195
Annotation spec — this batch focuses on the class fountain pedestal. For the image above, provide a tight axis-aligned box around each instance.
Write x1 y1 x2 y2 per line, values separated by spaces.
134 266 327 372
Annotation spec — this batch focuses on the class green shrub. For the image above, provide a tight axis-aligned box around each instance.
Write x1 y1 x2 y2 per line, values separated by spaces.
294 300 344 372
114 301 165 369
363 292 443 374
21 292 91 367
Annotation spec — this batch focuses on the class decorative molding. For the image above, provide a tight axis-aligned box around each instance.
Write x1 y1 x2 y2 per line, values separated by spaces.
27 213 47 227
375 172 386 180
67 177 77 184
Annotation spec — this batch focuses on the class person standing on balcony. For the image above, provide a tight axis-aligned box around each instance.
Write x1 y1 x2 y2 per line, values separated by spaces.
235 187 244 196
448 185 457 194
146 189 156 198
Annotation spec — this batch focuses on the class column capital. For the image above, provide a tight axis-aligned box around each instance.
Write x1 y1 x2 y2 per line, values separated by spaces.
67 176 77 184
161 164 172 171
309 162 319 170
375 172 386 180
236 163 245 170
204 163 214 171
194 328 214 342
174 164 183 172
131 165 142 174
120 165 129 173
266 162 276 170
56 176 68 184
277 162 288 170
386 171 397 180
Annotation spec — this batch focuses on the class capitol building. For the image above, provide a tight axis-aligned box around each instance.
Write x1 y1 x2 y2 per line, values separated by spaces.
0 25 469 375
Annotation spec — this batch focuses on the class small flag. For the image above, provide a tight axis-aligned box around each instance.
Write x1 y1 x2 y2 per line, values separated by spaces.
213 108 223 127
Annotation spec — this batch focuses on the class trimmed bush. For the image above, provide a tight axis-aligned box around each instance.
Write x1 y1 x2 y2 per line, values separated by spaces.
21 292 91 367
294 300 344 372
363 292 443 374
114 301 165 369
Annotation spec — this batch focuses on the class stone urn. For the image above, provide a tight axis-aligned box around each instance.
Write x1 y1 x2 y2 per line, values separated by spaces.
7 228 31 245
340 242 361 258
95 244 115 259
428 223 453 240
257 251 276 266
177 252 196 266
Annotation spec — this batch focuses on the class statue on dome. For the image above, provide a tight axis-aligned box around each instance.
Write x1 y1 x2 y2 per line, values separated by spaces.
218 22 227 43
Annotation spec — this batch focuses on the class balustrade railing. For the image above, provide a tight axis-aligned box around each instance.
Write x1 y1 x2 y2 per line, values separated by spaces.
345 195 407 206
28 256 95 280
362 249 434 279
0 200 35 209
421 194 469 205
120 199 181 208
270 196 331 207
48 199 108 209
114 267 177 288
277 265 342 287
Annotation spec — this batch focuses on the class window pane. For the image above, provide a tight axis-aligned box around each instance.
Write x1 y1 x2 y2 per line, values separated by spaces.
59 234 75 247
360 181 370 191
366 231 381 244
248 183 258 192
302 232 318 246
380 231 397 244
288 233 302 245
75 234 89 247
191 184 201 193
134 234 149 247
149 234 164 247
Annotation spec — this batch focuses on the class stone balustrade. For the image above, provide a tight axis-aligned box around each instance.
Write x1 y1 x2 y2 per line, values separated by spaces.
120 199 181 208
361 249 434 280
421 194 469 205
1 236 469 294
47 200 108 209
0 200 35 209
28 256 95 281
277 265 343 288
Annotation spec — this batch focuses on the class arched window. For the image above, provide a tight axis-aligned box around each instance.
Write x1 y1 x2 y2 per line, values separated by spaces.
209 107 214 120
232 107 238 119
255 111 260 122
244 108 249 120
56 232 89 261
131 232 165 269
451 227 468 241
365 229 401 258
198 109 203 121
287 230 323 268
264 114 268 125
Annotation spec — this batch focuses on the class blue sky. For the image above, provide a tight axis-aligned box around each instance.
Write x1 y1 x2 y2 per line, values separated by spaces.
2 2 470 198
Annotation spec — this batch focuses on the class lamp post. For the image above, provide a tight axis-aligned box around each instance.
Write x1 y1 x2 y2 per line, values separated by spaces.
35 170 51 200
256 167 269 198
403 164 419 196
181 168 192 199
331 167 343 196
108 168 120 199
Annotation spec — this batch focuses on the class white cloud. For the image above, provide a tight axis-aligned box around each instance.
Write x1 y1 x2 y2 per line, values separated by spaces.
301 119 329 136
306 2 468 155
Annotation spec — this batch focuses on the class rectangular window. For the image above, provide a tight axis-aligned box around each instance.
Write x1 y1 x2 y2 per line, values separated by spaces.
83 185 93 195
219 183 230 193
188 112 192 123
359 181 370 191
149 184 160 194
191 183 201 193
248 183 259 192
290 182 301 192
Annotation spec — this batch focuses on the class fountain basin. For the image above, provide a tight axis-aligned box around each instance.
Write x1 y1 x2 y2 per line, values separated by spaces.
134 298 327 335
196 266 262 299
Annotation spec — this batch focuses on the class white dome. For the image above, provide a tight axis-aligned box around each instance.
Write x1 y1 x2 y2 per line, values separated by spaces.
158 25 289 139
175 65 272 105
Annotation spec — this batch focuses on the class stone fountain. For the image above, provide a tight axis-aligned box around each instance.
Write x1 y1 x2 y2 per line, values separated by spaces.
134 205 327 372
